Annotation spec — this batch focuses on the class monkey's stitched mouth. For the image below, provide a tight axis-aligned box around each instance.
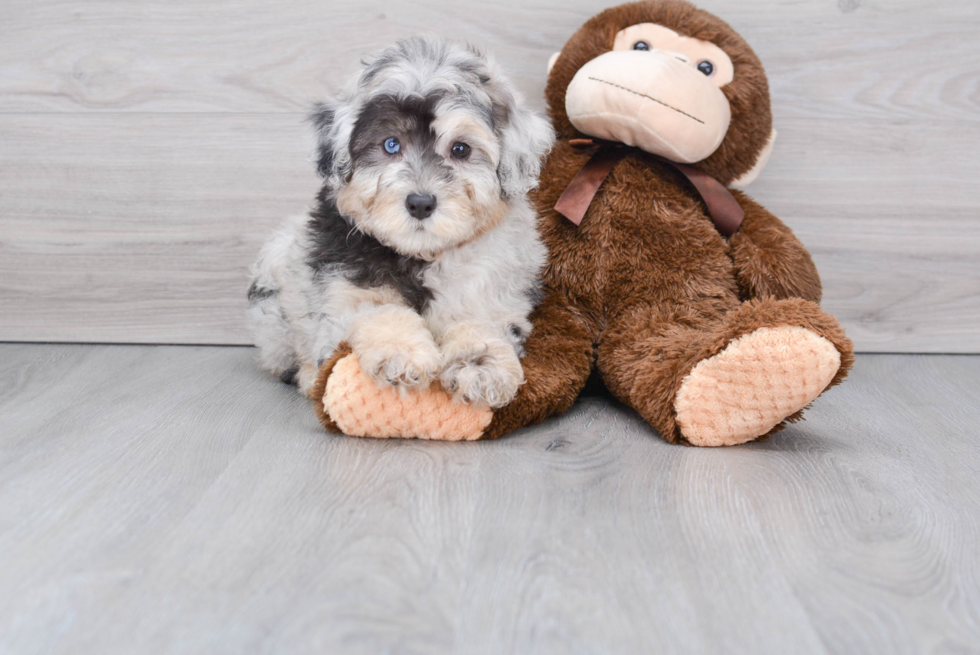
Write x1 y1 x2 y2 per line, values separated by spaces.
587 77 705 125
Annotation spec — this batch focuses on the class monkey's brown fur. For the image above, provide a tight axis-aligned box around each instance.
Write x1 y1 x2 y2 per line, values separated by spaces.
312 342 350 433
484 0 853 443
316 0 853 444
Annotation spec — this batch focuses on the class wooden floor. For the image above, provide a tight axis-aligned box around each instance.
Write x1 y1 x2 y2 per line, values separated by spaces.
1 343 978 654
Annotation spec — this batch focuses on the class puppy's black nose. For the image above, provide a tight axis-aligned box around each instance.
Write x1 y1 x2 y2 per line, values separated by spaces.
406 193 436 220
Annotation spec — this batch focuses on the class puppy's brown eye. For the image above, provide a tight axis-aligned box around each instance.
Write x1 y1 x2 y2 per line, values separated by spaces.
450 142 471 159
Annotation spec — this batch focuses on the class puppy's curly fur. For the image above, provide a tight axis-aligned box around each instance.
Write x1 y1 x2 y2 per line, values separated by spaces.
248 37 554 408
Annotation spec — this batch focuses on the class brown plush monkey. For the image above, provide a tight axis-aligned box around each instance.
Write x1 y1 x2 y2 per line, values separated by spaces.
315 0 853 446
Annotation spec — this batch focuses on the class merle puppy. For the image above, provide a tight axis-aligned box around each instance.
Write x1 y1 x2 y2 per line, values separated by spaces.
248 37 553 409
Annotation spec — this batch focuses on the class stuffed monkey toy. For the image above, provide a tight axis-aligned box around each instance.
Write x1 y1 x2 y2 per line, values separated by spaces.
314 0 854 446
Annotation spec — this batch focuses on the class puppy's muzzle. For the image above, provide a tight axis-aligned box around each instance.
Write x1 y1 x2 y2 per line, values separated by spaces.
406 193 437 220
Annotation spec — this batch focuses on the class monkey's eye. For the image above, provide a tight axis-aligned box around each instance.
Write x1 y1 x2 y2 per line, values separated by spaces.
632 41 650 51
450 142 471 159
383 137 401 154
697 60 715 76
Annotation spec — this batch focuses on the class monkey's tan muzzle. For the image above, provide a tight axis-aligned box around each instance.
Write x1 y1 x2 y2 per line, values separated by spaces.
564 50 731 163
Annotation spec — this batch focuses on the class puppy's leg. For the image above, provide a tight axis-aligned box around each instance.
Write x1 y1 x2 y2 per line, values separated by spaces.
247 274 300 386
350 304 442 390
438 322 525 408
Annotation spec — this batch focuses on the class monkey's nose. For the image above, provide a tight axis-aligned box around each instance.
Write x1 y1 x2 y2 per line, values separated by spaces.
655 48 691 64
406 193 437 220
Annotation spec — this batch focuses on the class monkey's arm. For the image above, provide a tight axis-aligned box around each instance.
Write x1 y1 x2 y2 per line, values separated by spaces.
483 289 595 438
312 288 594 440
728 190 822 303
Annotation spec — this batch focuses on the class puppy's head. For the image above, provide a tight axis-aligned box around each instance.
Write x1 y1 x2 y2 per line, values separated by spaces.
312 37 554 259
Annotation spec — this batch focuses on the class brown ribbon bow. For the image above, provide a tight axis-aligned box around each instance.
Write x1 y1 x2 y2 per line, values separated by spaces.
554 138 744 238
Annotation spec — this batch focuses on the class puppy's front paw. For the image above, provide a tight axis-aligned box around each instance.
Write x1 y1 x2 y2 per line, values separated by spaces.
440 345 523 408
357 339 442 391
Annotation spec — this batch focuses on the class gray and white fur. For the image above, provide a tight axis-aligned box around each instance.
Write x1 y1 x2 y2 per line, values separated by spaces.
247 36 554 408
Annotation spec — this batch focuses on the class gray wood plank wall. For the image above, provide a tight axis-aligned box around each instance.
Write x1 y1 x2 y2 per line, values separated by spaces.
1 0 978 351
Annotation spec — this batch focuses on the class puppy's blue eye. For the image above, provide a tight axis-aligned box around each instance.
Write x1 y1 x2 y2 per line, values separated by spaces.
383 137 400 154
632 41 650 51
450 142 471 159
697 61 714 76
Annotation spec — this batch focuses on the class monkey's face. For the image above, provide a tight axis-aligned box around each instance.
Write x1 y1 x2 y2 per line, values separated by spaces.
564 23 734 164
545 1 776 186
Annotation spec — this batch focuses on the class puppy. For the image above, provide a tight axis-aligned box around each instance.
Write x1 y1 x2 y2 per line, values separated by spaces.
247 36 554 409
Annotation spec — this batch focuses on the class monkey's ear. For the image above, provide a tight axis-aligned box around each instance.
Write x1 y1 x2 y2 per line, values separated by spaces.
547 51 561 75
730 128 777 189
498 106 555 198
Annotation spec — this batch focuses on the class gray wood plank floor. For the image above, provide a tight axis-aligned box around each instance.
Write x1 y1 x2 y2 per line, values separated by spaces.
1 0 979 351
1 343 979 654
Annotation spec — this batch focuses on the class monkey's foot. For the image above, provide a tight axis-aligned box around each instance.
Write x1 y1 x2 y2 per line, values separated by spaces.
674 326 841 447
321 354 492 441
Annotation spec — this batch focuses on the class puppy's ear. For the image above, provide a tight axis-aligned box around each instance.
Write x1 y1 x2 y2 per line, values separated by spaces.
310 101 337 178
497 104 555 199
309 98 354 187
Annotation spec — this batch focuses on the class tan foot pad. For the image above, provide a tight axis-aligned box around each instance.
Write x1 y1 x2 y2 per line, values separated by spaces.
324 354 492 441
674 326 841 447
